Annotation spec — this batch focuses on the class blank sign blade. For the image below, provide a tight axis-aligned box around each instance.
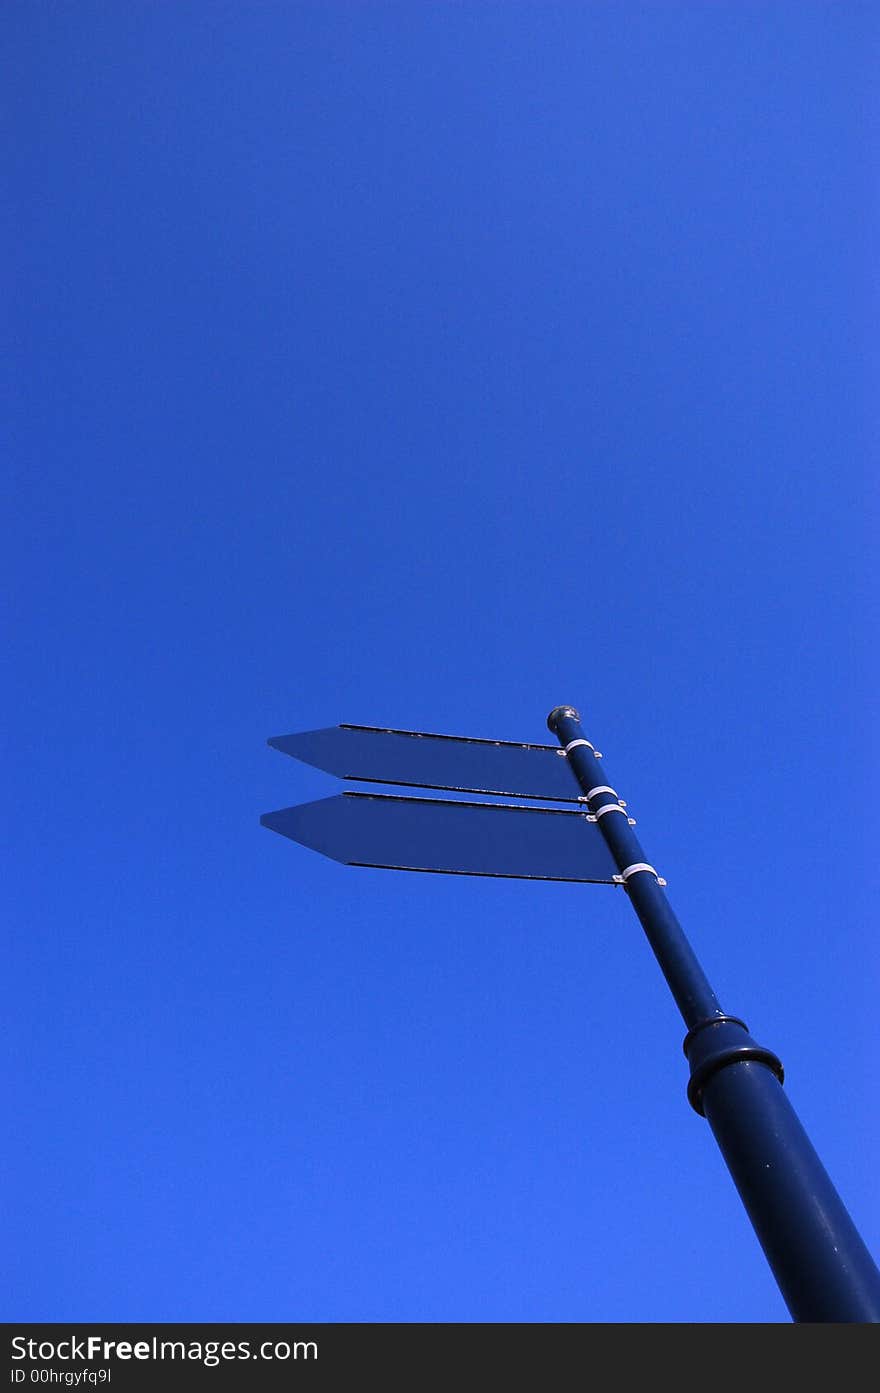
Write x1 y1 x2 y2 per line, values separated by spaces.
261 792 618 883
267 724 580 802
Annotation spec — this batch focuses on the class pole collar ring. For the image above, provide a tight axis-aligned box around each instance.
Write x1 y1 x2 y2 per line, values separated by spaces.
683 1016 785 1116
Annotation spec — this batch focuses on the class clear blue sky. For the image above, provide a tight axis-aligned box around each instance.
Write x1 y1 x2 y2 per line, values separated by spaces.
6 3 878 1323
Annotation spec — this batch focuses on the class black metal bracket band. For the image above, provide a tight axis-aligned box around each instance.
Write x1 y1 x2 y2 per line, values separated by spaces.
683 1015 785 1116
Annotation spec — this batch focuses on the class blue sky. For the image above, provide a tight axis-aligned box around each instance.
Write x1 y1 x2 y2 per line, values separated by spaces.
6 3 878 1323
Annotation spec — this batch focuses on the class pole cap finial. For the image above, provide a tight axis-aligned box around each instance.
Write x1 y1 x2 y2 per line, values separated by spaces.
547 705 581 733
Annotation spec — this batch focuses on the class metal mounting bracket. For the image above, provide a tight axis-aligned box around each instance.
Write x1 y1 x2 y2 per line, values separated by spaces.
586 803 637 826
613 862 667 887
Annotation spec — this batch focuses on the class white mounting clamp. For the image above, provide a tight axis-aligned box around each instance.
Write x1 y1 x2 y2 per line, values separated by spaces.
579 789 627 807
562 738 603 758
586 803 637 826
613 862 667 887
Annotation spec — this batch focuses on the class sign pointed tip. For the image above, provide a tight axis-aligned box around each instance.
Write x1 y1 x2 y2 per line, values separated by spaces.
260 798 354 866
267 734 300 752
264 729 344 773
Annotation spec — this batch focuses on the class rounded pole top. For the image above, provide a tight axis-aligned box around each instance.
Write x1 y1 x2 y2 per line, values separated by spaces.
546 705 581 734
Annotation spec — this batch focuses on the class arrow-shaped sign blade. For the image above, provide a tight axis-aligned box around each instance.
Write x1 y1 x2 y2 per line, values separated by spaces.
261 791 619 883
267 724 581 802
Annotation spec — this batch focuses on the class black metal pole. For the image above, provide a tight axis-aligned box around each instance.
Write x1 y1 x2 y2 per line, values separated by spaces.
547 704 880 1323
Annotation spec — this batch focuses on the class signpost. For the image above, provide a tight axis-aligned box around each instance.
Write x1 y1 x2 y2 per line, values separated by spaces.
261 792 619 882
267 723 585 801
262 706 880 1322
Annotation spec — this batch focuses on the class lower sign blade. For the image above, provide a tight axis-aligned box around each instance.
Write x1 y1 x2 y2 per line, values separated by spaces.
260 792 619 883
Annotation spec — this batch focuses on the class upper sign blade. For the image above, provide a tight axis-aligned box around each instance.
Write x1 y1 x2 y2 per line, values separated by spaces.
267 724 580 802
261 791 618 883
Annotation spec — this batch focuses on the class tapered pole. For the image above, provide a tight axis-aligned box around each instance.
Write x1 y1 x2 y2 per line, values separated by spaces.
547 705 880 1323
